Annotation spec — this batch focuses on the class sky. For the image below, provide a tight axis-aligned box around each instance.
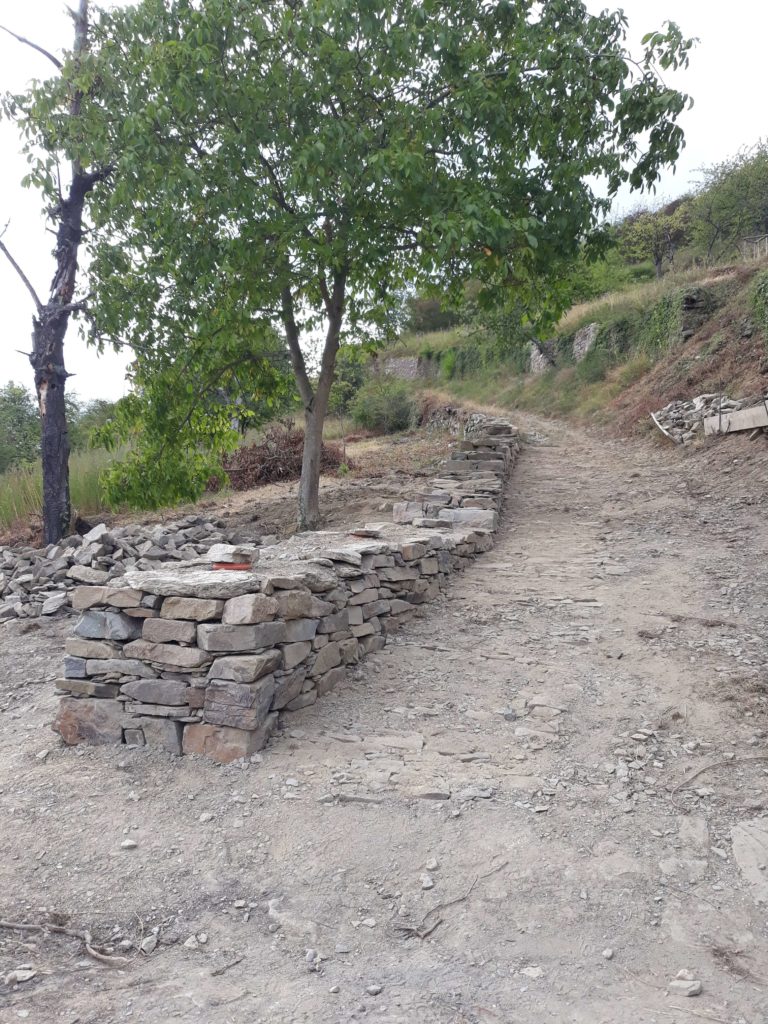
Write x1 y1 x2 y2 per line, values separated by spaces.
1 0 766 400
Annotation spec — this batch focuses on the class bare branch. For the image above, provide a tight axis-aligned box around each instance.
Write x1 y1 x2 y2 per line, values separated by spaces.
0 24 63 71
0 237 43 313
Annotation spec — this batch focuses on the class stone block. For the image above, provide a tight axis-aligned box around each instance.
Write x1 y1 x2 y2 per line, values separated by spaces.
311 642 341 677
317 666 346 697
86 658 157 679
348 588 378 606
282 618 319 643
65 637 121 659
74 610 143 642
67 565 109 585
160 596 224 621
182 718 275 763
392 501 426 524
197 621 287 652
222 593 278 625
420 557 439 575
283 689 317 712
103 587 145 608
274 590 314 620
437 508 497 531
207 651 282 683
359 635 386 656
317 609 349 634
271 668 308 710
339 638 360 664
72 585 109 606
312 634 328 650
121 678 190 705
128 716 184 755
389 599 413 614
124 702 192 718
400 542 427 560
281 641 312 670
203 677 275 729
53 697 124 746
54 679 121 699
351 622 376 637
64 656 87 679
347 606 364 626
378 566 420 582
362 599 390 619
143 617 197 644
123 638 211 669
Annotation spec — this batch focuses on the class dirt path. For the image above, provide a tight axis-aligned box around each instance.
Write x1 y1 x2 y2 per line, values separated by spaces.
2 416 768 1023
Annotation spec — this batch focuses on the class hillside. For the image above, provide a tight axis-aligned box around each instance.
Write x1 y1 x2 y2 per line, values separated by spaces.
390 261 768 442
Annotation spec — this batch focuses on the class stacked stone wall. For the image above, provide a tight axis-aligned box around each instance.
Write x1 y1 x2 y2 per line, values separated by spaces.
53 417 520 763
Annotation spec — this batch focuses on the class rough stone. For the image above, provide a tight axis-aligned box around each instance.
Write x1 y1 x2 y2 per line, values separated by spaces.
282 641 312 670
65 637 120 660
311 642 341 677
121 678 190 706
123 638 211 669
182 716 277 763
207 651 282 683
142 617 197 644
222 593 278 625
316 666 346 697
87 659 157 679
74 610 143 642
282 618 319 643
160 596 225 621
197 621 287 652
204 677 275 729
274 590 315 620
53 697 124 745
128 716 184 754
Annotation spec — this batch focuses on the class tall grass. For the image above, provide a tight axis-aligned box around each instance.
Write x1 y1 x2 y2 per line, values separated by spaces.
0 447 115 533
557 264 741 335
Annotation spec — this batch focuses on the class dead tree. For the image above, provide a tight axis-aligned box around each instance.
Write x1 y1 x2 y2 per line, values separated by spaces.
0 2 109 542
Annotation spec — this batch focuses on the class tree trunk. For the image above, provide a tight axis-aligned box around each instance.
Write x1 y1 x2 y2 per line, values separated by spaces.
298 401 326 532
33 318 71 543
281 271 346 532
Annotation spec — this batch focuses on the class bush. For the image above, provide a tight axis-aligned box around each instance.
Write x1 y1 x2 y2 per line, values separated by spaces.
351 376 415 433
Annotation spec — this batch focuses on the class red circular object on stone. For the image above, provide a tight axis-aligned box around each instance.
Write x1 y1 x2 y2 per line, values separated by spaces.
211 562 252 571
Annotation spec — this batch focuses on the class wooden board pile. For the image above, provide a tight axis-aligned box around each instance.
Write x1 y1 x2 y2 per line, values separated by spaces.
52 418 519 763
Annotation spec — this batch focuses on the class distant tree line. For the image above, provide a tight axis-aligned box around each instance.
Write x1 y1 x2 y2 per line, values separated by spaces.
0 382 115 475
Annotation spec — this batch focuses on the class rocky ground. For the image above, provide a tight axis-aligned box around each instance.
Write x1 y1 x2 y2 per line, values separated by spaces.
1 414 767 1024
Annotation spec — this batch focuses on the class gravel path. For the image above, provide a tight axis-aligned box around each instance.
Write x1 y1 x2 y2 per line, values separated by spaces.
1 415 767 1023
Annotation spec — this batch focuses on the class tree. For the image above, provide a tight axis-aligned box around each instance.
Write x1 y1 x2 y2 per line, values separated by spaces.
37 0 692 529
619 198 692 278
0 2 113 542
691 143 768 262
0 382 40 473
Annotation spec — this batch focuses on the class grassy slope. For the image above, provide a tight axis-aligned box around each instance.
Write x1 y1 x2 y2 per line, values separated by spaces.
421 262 768 439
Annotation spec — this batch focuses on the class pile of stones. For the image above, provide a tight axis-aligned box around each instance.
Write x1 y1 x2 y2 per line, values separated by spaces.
0 516 266 623
52 418 520 763
652 394 754 444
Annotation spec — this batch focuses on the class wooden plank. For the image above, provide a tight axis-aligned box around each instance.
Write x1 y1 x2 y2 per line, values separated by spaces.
703 403 768 436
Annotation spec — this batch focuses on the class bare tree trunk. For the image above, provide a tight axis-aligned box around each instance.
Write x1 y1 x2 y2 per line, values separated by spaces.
0 1 108 543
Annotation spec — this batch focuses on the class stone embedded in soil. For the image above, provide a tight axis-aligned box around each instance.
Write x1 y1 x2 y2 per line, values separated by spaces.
182 716 276 763
53 697 125 745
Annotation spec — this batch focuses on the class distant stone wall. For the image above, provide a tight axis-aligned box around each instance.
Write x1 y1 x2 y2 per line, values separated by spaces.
53 418 520 764
573 323 599 362
529 341 556 375
375 355 439 380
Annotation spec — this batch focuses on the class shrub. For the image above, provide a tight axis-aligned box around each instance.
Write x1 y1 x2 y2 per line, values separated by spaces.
351 376 415 433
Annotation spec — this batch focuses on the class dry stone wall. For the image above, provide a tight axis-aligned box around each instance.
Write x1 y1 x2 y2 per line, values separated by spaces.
52 417 520 764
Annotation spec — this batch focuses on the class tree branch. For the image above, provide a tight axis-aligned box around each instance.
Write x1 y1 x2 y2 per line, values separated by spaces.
281 286 314 410
0 236 43 313
0 24 63 70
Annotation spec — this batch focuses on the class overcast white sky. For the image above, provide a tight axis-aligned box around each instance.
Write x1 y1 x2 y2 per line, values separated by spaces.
1 0 766 400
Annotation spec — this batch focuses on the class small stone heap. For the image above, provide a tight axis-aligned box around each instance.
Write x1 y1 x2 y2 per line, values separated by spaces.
0 516 267 623
652 394 756 444
53 418 519 763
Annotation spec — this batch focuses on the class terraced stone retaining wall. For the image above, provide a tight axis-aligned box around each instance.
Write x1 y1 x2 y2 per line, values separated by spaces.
53 417 519 763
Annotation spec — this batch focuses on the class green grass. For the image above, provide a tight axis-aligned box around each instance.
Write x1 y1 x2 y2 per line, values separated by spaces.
0 447 115 533
390 326 470 358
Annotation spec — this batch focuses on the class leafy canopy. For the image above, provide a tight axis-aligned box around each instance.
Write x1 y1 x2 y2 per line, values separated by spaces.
9 0 693 504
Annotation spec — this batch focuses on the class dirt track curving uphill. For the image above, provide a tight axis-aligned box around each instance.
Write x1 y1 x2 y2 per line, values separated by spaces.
1 414 767 1023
